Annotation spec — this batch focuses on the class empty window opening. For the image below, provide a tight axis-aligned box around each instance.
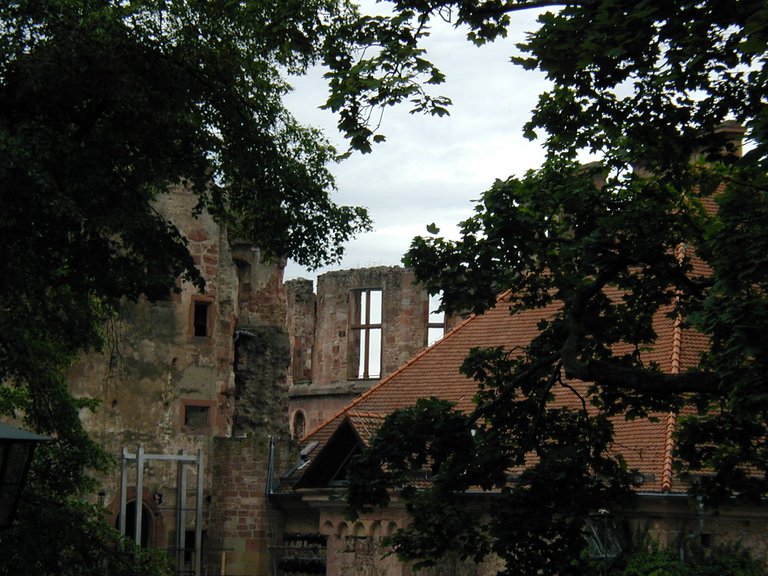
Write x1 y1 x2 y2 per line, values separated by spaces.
427 292 446 346
183 404 211 432
234 258 252 288
193 301 210 337
292 410 307 439
349 288 382 379
183 529 198 564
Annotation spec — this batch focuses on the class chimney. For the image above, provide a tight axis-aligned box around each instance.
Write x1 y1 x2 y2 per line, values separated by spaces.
694 120 747 163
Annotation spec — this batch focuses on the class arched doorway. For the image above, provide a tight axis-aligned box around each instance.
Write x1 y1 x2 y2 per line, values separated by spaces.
115 500 154 548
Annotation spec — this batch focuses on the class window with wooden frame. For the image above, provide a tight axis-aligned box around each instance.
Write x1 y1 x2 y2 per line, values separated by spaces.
348 288 382 379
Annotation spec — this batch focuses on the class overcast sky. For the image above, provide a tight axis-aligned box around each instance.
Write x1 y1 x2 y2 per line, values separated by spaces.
283 6 551 283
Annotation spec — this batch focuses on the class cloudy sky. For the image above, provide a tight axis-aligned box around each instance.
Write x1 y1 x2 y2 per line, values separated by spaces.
284 6 552 282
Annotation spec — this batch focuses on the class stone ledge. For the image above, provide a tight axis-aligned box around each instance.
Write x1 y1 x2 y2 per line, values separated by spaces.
288 380 375 399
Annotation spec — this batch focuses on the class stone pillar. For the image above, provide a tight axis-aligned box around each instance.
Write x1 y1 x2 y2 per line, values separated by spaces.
285 279 316 385
208 325 294 576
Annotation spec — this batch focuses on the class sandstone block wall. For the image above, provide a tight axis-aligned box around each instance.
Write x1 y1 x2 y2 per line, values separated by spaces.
286 267 443 436
310 267 431 385
68 184 292 575
285 278 316 385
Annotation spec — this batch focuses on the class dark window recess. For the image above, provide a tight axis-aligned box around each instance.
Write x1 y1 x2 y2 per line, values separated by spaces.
293 411 306 439
115 501 152 548
193 302 210 337
184 530 195 564
184 405 209 429
234 258 252 287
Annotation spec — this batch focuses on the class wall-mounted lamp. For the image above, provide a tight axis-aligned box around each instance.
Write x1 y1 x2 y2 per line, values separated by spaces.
152 490 163 506
0 423 48 529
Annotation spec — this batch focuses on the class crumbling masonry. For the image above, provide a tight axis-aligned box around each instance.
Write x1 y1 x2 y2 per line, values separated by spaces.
67 184 445 575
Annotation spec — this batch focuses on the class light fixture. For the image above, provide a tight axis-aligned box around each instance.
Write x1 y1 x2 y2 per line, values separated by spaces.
0 423 48 529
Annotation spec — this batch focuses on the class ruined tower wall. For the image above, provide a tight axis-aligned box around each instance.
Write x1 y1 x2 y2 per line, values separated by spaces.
285 279 316 385
70 185 242 495
68 184 292 575
310 267 430 385
208 326 293 576
287 267 436 435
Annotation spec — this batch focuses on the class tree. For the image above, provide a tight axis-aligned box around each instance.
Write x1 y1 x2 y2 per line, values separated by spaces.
0 0 451 572
345 1 768 575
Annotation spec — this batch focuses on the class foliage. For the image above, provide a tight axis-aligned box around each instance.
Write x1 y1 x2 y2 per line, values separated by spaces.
0 490 173 576
618 541 765 576
0 0 448 572
0 0 375 428
346 1 768 575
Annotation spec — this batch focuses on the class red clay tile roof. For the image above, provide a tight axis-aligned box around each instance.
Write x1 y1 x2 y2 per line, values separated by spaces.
302 285 709 495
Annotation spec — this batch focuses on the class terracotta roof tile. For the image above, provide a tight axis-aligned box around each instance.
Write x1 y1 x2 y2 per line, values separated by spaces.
302 287 709 494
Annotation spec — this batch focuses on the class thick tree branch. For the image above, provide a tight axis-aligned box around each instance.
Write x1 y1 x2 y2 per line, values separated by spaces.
468 352 561 424
558 260 721 396
477 1 580 16
571 359 720 395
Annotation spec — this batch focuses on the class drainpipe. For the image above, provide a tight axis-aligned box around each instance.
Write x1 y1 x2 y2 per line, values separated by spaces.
266 435 275 497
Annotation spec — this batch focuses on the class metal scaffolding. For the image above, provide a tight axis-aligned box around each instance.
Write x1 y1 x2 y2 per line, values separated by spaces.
120 447 204 576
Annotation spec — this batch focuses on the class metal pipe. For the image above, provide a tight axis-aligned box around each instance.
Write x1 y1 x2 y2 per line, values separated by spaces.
266 436 275 497
135 445 144 545
195 449 204 576
119 448 128 535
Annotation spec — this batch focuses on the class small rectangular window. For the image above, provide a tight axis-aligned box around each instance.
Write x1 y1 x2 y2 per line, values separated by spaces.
193 302 209 337
349 288 382 379
188 297 215 339
181 401 214 434
184 405 209 428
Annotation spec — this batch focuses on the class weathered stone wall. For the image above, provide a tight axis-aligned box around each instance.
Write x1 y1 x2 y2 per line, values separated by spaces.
68 184 292 574
315 505 504 576
232 243 288 328
289 385 369 437
285 279 316 385
208 435 294 576
70 185 242 510
629 496 768 562
208 325 293 576
287 267 439 435
299 496 768 576
310 267 431 385
232 326 291 434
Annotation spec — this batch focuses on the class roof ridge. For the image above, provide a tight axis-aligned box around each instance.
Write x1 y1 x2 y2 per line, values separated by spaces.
661 246 686 492
301 292 511 441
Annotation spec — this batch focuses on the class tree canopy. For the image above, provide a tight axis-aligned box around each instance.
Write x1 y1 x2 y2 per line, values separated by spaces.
2 0 767 573
345 1 768 575
0 0 448 572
